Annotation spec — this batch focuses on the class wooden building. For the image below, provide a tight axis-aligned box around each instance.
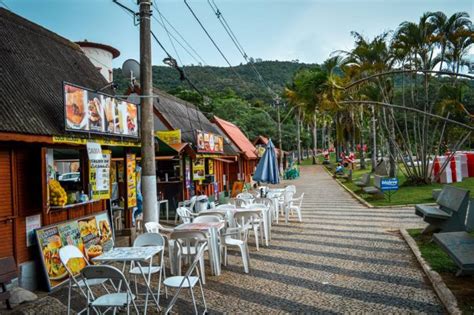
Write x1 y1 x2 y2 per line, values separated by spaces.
0 8 136 273
212 116 259 186
153 90 239 202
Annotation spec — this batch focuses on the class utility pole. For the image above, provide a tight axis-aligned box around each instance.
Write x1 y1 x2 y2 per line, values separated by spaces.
276 97 284 175
139 0 158 223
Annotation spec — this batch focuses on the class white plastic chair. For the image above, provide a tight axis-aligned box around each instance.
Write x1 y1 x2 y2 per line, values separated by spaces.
231 198 248 208
282 190 295 219
216 204 235 210
288 192 304 222
193 215 222 223
164 236 208 315
234 210 262 251
176 207 195 224
169 230 208 285
285 185 296 194
130 233 167 306
144 222 174 234
59 245 109 315
221 212 251 273
197 211 226 221
81 265 139 315
176 196 197 222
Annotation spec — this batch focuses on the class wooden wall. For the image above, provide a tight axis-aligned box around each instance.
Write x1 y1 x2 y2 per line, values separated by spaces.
0 143 108 266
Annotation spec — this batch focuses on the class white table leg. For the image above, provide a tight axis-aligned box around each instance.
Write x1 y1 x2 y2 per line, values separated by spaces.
262 210 269 247
136 261 161 313
208 227 221 276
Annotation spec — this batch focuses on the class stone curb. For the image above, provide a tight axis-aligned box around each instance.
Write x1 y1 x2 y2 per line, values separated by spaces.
400 229 461 315
322 166 374 208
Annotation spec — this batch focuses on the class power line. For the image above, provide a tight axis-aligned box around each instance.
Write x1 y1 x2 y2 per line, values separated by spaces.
152 3 207 65
207 0 277 98
183 0 256 98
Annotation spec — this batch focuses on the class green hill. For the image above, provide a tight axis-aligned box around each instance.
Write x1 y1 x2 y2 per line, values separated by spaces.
113 60 313 103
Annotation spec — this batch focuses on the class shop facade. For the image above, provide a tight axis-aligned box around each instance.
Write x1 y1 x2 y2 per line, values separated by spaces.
212 116 259 191
153 90 239 206
0 8 138 289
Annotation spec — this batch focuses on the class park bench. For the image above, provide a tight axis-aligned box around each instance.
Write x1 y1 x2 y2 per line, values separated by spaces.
415 186 470 234
354 173 370 190
362 175 384 197
0 257 17 310
433 231 474 276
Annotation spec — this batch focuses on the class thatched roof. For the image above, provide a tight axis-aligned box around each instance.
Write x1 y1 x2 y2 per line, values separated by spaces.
153 89 239 155
0 8 111 136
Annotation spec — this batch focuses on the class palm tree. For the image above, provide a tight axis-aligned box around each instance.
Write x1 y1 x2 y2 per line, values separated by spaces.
429 11 472 71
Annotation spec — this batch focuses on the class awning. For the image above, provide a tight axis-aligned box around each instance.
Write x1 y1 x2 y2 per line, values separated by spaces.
213 157 237 163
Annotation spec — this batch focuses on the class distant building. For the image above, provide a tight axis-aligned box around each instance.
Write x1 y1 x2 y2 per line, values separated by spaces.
76 40 120 82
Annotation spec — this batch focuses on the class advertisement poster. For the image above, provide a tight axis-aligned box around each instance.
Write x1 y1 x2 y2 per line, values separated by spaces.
89 150 111 200
185 157 191 189
155 129 181 145
64 83 139 138
207 159 214 175
196 130 224 153
26 214 41 247
126 154 137 208
36 226 68 289
193 158 205 181
78 216 101 261
36 211 113 291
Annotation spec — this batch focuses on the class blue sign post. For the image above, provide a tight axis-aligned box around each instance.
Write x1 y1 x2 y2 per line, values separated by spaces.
380 178 399 202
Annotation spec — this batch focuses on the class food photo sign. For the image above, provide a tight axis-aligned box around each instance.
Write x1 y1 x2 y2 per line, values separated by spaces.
196 130 224 153
35 211 113 291
64 82 139 138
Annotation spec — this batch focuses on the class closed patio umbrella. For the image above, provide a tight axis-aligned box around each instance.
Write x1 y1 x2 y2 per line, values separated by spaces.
253 139 280 184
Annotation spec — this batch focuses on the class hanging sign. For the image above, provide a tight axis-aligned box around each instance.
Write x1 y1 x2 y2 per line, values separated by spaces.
89 150 111 200
196 130 224 153
64 82 139 138
155 129 181 145
53 136 140 147
126 154 137 208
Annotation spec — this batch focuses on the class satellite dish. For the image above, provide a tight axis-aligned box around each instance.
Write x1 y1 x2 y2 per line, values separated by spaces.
122 59 140 81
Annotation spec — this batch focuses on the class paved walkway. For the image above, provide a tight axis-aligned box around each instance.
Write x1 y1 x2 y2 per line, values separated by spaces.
42 164 444 314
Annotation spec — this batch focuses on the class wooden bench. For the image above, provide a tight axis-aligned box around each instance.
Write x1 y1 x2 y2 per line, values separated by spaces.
362 175 384 197
0 257 17 310
415 186 470 234
433 231 474 276
354 173 370 190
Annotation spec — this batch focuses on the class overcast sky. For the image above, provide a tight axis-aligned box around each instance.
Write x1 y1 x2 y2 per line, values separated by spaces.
2 0 473 68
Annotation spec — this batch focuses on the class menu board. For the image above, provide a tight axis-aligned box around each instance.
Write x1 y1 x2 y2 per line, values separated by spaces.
89 150 111 200
36 211 113 291
126 154 137 208
64 82 139 138
196 130 224 153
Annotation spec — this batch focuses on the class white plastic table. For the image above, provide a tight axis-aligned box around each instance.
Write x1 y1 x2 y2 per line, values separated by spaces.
92 246 163 314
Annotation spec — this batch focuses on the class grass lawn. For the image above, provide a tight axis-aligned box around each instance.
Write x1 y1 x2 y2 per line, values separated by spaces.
407 229 474 313
328 163 474 207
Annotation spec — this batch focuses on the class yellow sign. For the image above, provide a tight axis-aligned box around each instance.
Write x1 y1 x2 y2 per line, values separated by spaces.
207 159 214 175
126 154 137 208
193 158 205 181
155 130 181 145
89 150 111 200
53 136 140 147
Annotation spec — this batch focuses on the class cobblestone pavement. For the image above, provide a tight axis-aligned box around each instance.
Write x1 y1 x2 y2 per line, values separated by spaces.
42 165 444 314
